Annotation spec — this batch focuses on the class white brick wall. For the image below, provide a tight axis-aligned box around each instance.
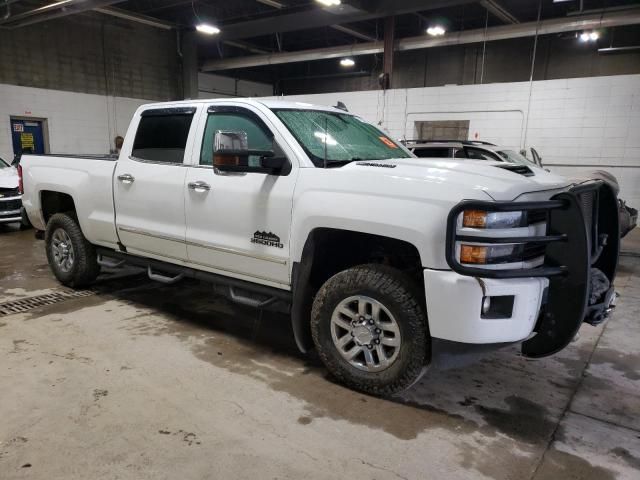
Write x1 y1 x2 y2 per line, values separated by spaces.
2 74 638 207
0 83 148 161
262 74 640 206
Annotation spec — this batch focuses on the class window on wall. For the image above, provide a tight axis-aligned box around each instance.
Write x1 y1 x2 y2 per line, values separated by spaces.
414 120 470 141
132 111 194 164
200 112 273 167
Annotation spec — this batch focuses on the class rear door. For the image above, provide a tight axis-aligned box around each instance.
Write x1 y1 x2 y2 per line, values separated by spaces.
114 106 198 262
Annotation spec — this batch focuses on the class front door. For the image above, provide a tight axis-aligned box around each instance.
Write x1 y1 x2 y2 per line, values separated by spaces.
114 107 197 262
11 118 46 155
184 106 296 288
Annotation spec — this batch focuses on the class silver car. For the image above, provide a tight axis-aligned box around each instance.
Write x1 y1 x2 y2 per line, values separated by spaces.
0 156 27 227
406 140 637 237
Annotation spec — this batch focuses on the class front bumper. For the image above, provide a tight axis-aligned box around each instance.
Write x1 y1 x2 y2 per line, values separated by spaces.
0 196 22 223
441 181 620 358
424 269 548 344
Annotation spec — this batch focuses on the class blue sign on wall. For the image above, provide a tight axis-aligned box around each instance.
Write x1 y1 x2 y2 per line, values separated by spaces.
11 119 45 155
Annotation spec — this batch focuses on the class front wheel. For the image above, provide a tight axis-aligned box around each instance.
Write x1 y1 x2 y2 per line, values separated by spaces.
45 213 100 288
311 265 429 396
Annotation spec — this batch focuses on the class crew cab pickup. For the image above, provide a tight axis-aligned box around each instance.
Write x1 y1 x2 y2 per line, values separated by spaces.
19 99 620 395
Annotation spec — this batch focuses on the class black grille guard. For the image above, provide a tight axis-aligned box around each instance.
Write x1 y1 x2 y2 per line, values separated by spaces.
445 180 620 358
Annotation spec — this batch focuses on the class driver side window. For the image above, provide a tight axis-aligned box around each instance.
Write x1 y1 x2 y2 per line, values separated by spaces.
200 112 272 167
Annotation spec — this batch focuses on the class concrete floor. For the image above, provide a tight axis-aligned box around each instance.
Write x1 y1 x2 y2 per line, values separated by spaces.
1 225 639 480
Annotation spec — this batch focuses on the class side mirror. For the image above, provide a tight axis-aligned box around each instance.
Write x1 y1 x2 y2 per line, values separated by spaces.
530 147 543 168
213 130 288 175
214 130 249 157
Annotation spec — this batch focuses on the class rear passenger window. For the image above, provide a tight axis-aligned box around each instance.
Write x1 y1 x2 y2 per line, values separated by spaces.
413 147 450 158
132 111 194 164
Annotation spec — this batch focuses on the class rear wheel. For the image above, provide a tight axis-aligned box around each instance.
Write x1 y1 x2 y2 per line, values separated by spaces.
45 213 100 288
311 264 429 396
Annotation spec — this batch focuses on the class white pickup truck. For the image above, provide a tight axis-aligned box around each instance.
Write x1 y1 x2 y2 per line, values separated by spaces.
20 99 620 395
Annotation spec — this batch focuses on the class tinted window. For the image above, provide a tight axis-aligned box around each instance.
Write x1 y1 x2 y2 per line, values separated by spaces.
413 147 451 158
464 147 499 161
132 113 194 163
201 112 273 167
454 148 467 158
496 149 536 167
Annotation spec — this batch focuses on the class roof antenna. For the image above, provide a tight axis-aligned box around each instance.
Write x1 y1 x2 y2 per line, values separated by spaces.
334 101 348 112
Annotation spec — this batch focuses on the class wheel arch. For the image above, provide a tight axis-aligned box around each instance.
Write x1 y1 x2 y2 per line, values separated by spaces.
40 190 78 224
290 227 425 353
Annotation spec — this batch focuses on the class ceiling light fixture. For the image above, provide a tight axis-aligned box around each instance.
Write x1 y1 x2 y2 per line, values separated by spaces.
340 58 355 67
426 25 446 36
196 24 220 35
579 31 599 42
316 0 341 6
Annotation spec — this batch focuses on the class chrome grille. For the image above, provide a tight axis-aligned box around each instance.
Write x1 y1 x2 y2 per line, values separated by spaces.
0 199 21 211
0 187 20 197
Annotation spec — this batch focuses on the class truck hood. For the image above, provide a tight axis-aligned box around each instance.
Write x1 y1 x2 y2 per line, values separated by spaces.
0 166 18 189
348 157 570 201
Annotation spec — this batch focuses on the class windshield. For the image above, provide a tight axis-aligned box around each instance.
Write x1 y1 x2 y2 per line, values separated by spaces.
496 149 536 167
273 109 411 167
0 157 9 169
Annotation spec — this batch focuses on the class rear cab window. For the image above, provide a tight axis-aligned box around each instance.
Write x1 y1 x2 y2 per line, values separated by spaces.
132 107 196 164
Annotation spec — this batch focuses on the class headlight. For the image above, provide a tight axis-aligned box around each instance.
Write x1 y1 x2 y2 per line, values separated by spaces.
447 199 567 278
462 210 524 229
459 243 546 265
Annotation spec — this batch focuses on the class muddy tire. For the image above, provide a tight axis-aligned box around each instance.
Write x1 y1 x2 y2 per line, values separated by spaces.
311 264 429 396
45 213 100 288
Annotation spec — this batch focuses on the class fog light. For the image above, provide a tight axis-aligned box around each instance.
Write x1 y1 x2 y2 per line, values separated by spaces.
481 295 515 319
482 296 491 315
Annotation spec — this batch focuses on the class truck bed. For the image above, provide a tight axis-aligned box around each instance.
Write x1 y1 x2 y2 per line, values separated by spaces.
21 153 120 248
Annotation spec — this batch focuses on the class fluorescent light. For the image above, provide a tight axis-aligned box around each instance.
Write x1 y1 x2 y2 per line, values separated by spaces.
316 0 341 6
590 31 599 41
196 24 220 35
340 58 355 67
426 25 446 36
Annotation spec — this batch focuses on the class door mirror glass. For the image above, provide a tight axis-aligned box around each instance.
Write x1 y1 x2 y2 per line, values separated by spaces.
212 129 287 175
214 130 249 156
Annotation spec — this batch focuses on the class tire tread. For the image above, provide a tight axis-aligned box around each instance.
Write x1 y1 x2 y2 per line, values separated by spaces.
45 213 100 288
311 264 429 396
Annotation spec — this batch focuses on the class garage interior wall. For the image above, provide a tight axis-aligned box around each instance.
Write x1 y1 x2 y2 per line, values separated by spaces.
0 84 148 159
262 73 640 206
198 73 273 99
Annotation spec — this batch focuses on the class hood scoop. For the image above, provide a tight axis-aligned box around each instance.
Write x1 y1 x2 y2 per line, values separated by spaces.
495 164 534 177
